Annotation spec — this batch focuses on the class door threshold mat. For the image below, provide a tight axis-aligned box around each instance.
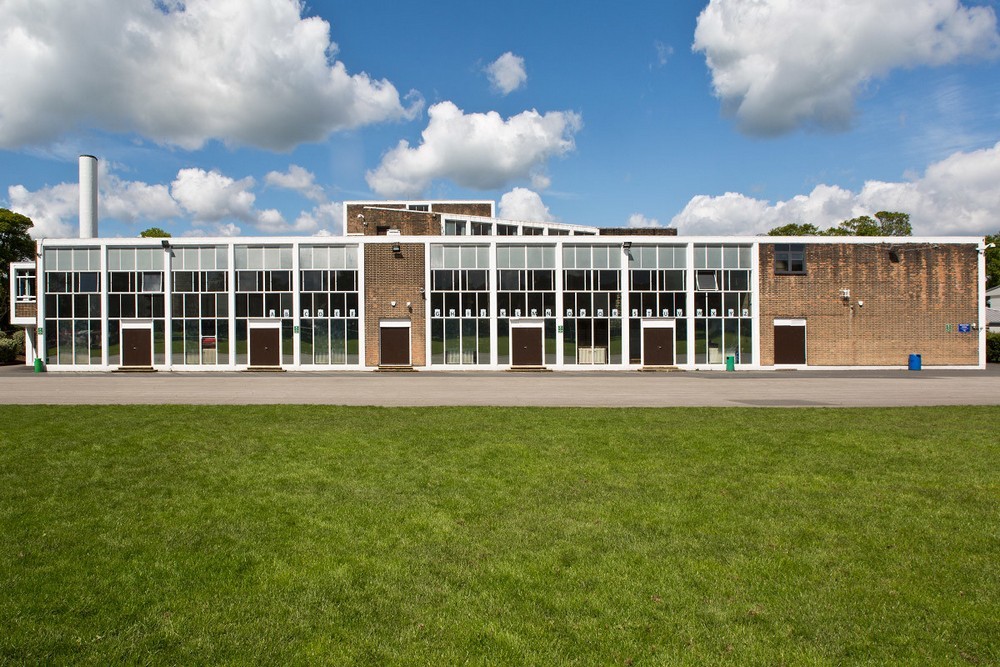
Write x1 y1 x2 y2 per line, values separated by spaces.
245 366 286 372
377 365 416 372
113 366 156 373
638 366 683 372
507 366 552 372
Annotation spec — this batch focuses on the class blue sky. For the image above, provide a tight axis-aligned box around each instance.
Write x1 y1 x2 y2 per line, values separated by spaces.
1 0 999 239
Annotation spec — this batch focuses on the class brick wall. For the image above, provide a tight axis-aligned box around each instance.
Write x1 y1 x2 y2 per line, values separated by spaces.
14 302 37 319
759 243 979 366
346 202 494 236
363 243 426 366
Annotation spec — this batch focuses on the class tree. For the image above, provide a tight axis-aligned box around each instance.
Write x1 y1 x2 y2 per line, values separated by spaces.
824 211 912 237
0 209 36 332
767 223 822 236
139 227 171 238
768 211 912 237
986 232 1000 289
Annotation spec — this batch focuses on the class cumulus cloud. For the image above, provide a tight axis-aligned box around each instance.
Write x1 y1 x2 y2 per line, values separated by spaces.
693 0 1000 135
498 188 556 222
671 141 1000 236
485 52 528 95
366 101 582 198
628 213 662 229
0 0 421 150
7 182 78 238
293 202 344 235
171 169 258 223
265 164 325 202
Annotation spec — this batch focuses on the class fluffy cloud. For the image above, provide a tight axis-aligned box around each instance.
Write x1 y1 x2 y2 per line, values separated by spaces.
265 165 325 202
486 52 527 95
170 169 258 223
0 0 420 150
693 0 1000 135
8 163 181 238
7 182 78 238
498 188 555 222
293 202 344 236
627 213 662 229
671 141 1000 236
366 101 582 197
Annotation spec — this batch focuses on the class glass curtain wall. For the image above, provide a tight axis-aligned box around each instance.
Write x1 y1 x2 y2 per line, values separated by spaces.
693 244 753 365
496 245 557 365
107 247 166 364
562 245 623 364
43 247 102 365
627 246 688 365
234 245 294 365
170 246 229 365
429 244 490 365
299 245 360 365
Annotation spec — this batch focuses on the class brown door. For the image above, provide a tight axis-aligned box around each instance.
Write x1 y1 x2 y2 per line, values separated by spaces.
512 327 543 366
643 327 674 365
250 328 281 366
774 325 806 364
122 328 152 366
380 326 410 365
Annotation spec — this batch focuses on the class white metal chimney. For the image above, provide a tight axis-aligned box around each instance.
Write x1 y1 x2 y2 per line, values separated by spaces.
79 154 98 239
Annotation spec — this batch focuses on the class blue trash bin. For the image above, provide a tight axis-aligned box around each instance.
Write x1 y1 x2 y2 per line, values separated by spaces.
908 354 921 371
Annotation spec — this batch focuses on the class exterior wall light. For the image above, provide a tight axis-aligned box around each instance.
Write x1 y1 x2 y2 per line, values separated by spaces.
391 243 401 253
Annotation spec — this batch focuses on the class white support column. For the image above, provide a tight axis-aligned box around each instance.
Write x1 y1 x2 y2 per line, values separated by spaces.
292 242 301 369
424 241 432 367
163 243 172 370
100 243 109 369
36 244 45 364
489 240 498 367
228 242 237 367
554 239 564 367
686 242 696 367
620 243 630 367
978 239 987 369
751 242 762 368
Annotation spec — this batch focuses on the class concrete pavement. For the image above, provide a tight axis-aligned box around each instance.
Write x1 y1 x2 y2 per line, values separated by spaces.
1 364 998 407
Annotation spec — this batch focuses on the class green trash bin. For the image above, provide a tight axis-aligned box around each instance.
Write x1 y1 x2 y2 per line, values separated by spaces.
33 358 44 373
725 355 735 372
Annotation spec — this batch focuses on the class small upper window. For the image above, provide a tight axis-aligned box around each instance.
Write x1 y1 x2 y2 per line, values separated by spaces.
695 270 719 291
774 244 806 274
408 204 429 212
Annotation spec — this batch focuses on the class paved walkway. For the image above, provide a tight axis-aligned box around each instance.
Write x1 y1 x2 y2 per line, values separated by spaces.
1 365 998 407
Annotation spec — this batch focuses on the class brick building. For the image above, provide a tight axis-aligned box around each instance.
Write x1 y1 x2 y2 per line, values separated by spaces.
9 199 988 371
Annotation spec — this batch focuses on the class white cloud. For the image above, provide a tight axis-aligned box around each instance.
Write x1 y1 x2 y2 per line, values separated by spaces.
366 101 582 198
294 201 344 235
627 213 662 229
671 141 1000 236
265 165 325 202
485 52 527 95
0 0 421 150
102 174 181 223
693 0 1000 135
7 182 78 238
498 188 556 222
170 169 257 223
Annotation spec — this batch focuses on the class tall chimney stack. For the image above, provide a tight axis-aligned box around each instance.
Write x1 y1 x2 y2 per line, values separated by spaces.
79 155 98 239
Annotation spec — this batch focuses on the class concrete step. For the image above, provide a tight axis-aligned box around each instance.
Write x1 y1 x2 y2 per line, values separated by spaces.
245 366 286 372
113 366 156 373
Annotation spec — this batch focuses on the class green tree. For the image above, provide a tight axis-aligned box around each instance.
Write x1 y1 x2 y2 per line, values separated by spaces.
986 232 1000 289
767 223 822 236
139 227 171 238
825 211 912 237
0 209 36 332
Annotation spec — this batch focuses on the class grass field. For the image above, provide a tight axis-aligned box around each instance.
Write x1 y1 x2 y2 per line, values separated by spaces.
1 405 998 665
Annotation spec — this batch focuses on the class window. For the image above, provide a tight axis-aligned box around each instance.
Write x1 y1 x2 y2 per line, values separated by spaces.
774 244 806 274
695 270 719 291
408 204 429 212
141 272 163 292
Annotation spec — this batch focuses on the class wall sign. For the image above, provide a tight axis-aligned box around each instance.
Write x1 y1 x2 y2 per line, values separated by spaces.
293 325 300 334
958 324 971 333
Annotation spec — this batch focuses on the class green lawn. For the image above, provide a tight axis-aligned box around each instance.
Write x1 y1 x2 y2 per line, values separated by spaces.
1 406 997 665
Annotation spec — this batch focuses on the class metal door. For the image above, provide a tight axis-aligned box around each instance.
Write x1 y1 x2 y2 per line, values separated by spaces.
643 327 674 366
250 328 281 366
122 328 152 366
511 327 543 366
380 326 410 365
774 325 806 365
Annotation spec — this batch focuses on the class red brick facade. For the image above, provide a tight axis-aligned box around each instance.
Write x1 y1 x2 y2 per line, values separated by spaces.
363 243 426 367
346 202 493 236
759 243 979 366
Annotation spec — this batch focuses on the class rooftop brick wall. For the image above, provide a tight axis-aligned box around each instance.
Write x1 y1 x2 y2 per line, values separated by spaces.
363 242 427 367
598 228 678 236
346 202 494 236
758 243 980 366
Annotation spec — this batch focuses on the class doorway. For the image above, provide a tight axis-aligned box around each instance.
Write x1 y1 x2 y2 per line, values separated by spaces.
642 325 675 366
249 327 281 367
511 326 543 366
121 327 152 367
380 322 411 366
774 320 806 365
